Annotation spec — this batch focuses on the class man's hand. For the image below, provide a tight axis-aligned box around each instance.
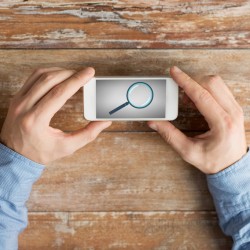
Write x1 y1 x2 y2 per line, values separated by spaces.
148 66 247 174
0 67 111 164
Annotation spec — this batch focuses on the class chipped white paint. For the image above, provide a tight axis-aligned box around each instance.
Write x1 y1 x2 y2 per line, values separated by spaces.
55 224 76 235
73 221 94 227
53 237 64 247
167 39 217 46
0 2 249 48
16 8 149 33
207 3 250 17
108 241 130 248
28 211 73 240
20 211 229 249
4 36 235 49
54 212 69 223
113 135 126 145
45 29 86 39
156 33 166 40
14 5 40 11
3 0 248 16
0 29 87 47
11 29 85 40
0 16 12 21
0 0 118 8
0 2 248 249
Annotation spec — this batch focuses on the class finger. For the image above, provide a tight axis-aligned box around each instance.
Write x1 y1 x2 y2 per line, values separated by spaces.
148 121 194 160
182 92 196 109
170 66 227 128
22 69 76 111
63 121 112 153
199 75 242 116
33 67 95 123
16 67 65 96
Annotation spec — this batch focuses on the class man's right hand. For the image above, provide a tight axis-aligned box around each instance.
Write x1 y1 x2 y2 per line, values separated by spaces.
148 66 247 174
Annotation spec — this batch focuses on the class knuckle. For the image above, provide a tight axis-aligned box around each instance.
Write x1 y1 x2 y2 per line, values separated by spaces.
20 114 34 131
50 86 64 98
50 67 65 71
71 72 83 82
9 97 24 115
180 140 196 163
64 70 77 78
199 75 221 91
222 114 234 130
208 75 222 84
68 69 77 75
40 72 55 83
197 89 211 104
12 104 22 116
33 68 46 75
206 76 219 89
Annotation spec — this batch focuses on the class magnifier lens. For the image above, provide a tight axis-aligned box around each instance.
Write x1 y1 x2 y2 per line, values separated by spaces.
109 82 154 115
128 83 153 108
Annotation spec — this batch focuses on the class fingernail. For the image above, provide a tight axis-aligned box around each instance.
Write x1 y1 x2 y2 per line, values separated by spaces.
173 66 182 73
85 67 95 76
148 122 157 131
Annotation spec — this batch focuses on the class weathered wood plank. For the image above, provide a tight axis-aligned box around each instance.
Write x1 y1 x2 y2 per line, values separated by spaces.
27 132 250 212
0 1 249 48
19 211 232 250
0 49 249 132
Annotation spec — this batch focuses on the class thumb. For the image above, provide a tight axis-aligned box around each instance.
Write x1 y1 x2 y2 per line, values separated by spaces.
64 121 112 153
148 121 193 158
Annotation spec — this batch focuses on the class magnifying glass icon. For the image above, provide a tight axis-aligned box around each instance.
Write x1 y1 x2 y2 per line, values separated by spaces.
109 82 154 115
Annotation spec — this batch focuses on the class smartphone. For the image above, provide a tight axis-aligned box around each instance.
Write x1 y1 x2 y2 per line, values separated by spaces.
84 77 178 121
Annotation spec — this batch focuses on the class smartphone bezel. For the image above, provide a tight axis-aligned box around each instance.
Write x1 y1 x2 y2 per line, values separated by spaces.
84 77 178 121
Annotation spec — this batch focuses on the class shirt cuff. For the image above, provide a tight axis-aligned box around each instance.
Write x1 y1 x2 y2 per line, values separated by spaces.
206 148 250 215
0 143 45 204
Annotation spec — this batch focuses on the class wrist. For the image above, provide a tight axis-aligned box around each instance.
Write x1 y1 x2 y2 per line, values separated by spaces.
207 146 249 175
0 138 44 165
0 142 44 203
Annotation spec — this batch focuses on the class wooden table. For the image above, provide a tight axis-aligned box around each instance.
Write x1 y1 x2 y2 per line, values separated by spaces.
0 1 249 249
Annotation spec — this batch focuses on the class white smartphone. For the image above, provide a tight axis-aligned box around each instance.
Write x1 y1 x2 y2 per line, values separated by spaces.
84 77 178 121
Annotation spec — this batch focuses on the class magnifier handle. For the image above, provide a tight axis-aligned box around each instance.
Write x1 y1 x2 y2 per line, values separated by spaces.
109 101 129 115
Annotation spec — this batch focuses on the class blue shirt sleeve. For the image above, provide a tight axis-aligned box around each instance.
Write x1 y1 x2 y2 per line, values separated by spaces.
207 148 250 250
0 139 249 250
0 143 44 250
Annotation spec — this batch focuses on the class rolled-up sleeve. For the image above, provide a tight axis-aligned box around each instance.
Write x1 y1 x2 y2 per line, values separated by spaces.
207 148 250 250
0 143 44 250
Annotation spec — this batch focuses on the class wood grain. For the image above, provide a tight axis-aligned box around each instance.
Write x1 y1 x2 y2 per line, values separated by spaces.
19 211 232 250
0 1 250 48
0 49 249 132
26 132 250 212
1 1 248 248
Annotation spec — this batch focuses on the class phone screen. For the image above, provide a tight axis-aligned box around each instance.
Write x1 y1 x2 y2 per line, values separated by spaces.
96 79 166 119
